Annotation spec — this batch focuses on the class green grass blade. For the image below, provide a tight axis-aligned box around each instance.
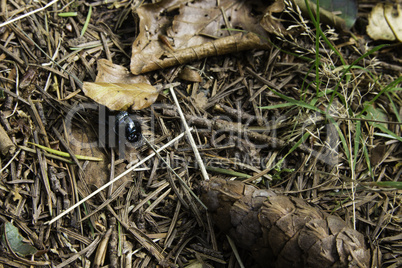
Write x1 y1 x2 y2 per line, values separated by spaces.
275 131 311 170
385 92 402 123
58 12 77 17
28 142 103 161
263 87 322 113
362 142 373 179
328 44 389 112
359 75 402 116
259 103 295 109
327 117 350 163
365 181 402 190
372 123 402 142
81 5 92 37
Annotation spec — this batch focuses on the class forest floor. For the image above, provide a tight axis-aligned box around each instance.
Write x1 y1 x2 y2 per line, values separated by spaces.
0 0 401 267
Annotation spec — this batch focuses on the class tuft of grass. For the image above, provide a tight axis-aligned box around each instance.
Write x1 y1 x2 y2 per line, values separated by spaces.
260 0 402 180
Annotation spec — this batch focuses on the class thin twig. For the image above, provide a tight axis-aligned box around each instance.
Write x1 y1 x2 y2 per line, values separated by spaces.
169 86 210 181
226 235 245 268
0 0 59 28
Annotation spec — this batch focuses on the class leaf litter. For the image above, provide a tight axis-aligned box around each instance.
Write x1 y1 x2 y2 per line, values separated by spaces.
82 82 159 111
0 0 401 267
130 0 271 74
4 221 38 257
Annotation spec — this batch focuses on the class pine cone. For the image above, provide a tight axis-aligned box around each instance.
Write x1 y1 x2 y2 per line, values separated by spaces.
201 178 370 268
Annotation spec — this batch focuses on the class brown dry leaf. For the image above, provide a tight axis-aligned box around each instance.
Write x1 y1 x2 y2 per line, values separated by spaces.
201 178 370 268
192 92 208 109
178 66 202 82
370 144 387 166
96 59 150 84
0 124 15 155
82 82 159 111
260 0 288 35
68 124 132 190
130 0 270 75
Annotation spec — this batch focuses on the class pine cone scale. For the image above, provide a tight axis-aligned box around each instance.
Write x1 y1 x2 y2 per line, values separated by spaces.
201 178 371 268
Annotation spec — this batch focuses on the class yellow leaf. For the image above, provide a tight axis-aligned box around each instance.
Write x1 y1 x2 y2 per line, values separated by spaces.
11 186 22 201
367 3 402 42
82 82 159 111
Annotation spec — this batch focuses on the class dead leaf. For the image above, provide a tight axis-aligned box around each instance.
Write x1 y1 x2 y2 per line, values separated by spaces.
367 3 402 42
68 123 133 190
384 4 402 42
93 228 112 267
370 144 387 166
184 260 203 268
96 59 150 84
192 92 208 109
82 82 159 111
178 67 202 82
130 0 270 75
4 222 38 257
260 0 288 35
363 102 388 129
0 124 15 155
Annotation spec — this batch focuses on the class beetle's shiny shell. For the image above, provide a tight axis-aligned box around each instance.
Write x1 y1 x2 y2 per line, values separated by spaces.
114 112 142 143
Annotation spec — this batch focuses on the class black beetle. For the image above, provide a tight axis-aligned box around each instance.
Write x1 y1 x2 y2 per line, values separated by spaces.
114 111 142 143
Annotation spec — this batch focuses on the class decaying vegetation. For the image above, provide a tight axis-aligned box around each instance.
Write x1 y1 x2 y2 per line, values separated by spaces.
0 0 401 267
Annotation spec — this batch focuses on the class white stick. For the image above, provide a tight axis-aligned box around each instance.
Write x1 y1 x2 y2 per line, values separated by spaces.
0 0 59 28
169 87 209 181
46 129 190 225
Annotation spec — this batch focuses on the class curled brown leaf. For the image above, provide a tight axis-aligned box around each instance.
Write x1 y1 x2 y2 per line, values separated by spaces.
130 0 270 74
96 59 150 84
